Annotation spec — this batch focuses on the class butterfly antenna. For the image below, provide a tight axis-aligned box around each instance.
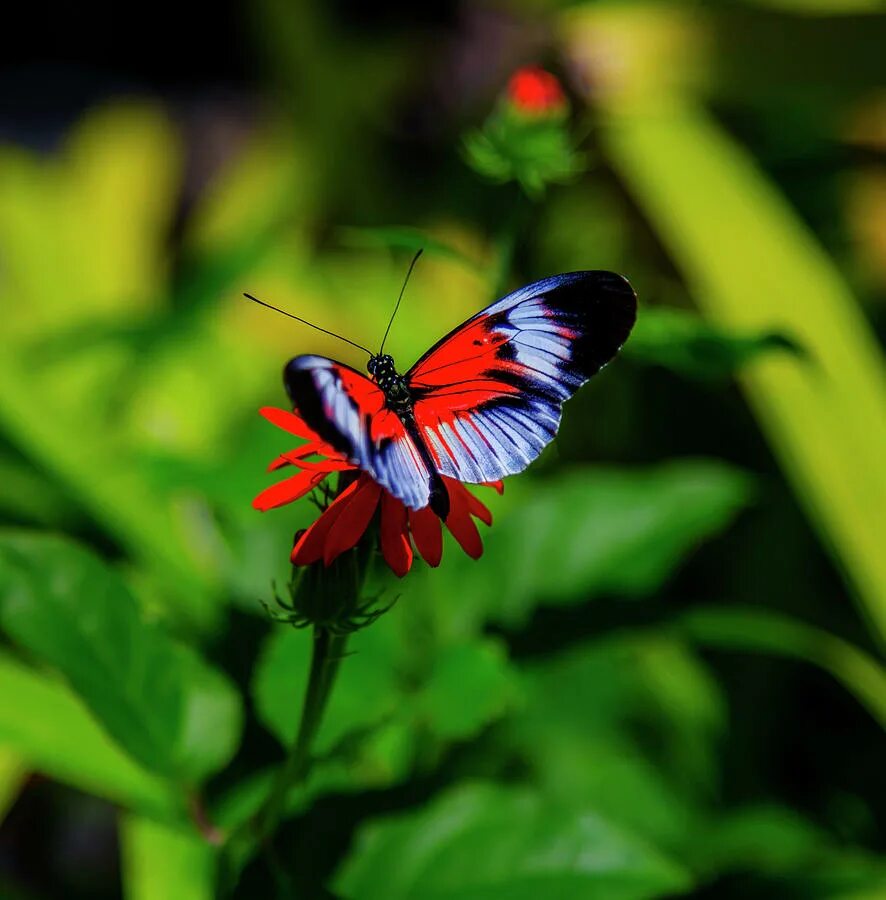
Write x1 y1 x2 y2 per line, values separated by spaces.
243 293 373 357
379 248 423 355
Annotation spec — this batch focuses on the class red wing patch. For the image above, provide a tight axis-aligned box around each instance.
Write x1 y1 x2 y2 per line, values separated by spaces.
407 271 636 484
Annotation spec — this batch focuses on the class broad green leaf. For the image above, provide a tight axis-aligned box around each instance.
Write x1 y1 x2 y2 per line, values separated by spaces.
625 308 801 381
0 358 221 628
120 814 215 900
0 533 243 783
412 639 518 741
253 616 401 754
334 782 692 900
432 462 752 628
515 634 725 806
0 653 175 815
676 606 886 728
600 98 886 645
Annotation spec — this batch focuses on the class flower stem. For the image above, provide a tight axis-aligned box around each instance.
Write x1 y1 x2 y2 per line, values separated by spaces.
255 625 348 842
217 625 350 897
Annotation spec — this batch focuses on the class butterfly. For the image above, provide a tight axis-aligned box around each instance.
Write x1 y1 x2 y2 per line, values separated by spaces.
246 258 636 521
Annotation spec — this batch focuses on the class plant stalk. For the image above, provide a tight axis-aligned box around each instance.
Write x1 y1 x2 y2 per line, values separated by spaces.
255 625 348 842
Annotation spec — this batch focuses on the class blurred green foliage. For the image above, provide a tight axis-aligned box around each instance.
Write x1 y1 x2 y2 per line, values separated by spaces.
0 0 884 898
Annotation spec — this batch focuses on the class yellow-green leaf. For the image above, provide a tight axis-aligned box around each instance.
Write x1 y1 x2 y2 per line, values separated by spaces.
601 101 886 645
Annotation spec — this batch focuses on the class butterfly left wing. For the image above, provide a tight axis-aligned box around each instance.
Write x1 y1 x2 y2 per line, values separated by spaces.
407 271 636 483
284 355 446 512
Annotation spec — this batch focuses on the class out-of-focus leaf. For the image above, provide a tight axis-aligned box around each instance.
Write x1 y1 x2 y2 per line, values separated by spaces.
0 105 223 628
337 226 485 274
0 749 28 824
0 360 221 628
120 815 215 900
413 639 517 741
697 804 831 876
434 462 752 628
184 126 309 254
0 653 176 815
625 308 801 381
601 99 886 645
334 782 692 900
692 804 886 892
767 856 886 898
0 103 178 341
676 606 886 727
253 615 402 754
213 717 416 834
0 454 77 527
0 533 243 783
515 635 725 805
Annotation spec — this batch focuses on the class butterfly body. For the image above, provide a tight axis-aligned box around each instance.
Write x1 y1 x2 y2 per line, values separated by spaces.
283 271 637 521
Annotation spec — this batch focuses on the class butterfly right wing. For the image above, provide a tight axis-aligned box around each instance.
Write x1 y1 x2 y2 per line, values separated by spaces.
406 271 637 484
284 355 438 511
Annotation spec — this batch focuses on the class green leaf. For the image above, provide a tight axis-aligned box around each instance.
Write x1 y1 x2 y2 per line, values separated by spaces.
625 308 802 381
697 804 831 876
334 782 692 900
413 639 517 741
0 532 243 783
676 606 886 728
515 634 726 806
0 652 176 815
602 100 886 645
0 104 219 629
435 462 752 628
120 814 215 900
253 617 401 754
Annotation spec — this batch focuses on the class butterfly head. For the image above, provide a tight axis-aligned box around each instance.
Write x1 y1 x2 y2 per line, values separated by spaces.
367 353 396 381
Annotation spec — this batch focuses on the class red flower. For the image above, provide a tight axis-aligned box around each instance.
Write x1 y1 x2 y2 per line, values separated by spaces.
507 66 567 115
253 407 502 577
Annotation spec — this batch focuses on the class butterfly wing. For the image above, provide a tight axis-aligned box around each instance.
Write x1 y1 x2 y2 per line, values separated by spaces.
407 271 637 483
284 355 444 512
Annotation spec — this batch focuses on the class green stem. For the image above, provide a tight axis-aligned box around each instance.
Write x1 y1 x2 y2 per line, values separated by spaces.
490 187 529 301
217 625 349 897
255 626 349 842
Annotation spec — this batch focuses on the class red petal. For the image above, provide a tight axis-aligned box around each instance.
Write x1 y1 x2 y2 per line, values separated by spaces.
268 446 352 473
291 458 353 473
323 477 382 566
462 486 493 526
409 505 443 567
380 492 413 577
483 480 505 495
291 479 361 565
267 444 322 472
445 484 483 559
253 469 327 511
259 407 318 440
